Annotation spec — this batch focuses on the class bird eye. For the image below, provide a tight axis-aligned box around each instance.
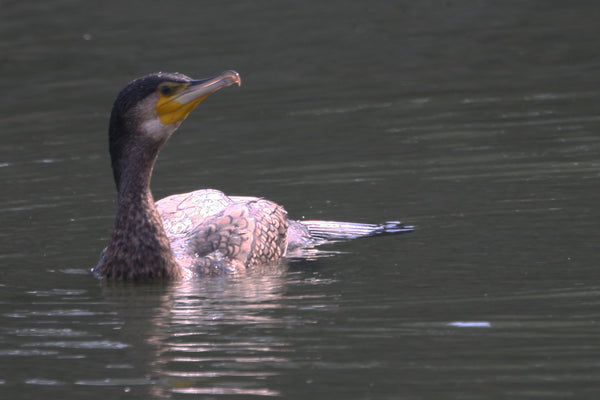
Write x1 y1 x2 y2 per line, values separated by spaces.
159 85 172 96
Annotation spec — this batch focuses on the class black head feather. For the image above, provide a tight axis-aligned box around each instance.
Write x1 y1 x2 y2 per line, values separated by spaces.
111 72 191 118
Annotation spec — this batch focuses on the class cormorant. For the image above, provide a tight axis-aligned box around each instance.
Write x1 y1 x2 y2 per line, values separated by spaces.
92 70 412 280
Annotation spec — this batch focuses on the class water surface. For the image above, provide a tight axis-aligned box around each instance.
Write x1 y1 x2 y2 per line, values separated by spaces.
2 1 600 399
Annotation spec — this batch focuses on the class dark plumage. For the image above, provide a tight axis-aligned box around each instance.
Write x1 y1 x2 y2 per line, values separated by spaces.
93 70 413 280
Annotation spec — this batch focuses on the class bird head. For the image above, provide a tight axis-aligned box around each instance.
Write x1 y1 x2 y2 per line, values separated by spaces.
110 70 241 143
107 70 241 188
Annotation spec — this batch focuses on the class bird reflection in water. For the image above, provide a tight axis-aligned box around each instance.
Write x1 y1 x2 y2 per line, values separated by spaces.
105 270 309 398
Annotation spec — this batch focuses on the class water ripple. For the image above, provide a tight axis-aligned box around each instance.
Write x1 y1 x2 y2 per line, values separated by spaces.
21 340 129 350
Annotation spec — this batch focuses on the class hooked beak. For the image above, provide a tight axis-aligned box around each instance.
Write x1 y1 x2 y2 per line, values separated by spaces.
156 70 241 125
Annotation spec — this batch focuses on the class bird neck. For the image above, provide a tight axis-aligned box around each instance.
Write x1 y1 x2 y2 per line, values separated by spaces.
97 145 182 280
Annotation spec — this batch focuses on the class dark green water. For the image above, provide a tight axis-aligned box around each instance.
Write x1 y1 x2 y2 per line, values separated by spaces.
2 1 600 399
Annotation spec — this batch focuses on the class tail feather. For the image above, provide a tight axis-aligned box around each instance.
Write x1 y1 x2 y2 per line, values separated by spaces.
299 220 414 242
